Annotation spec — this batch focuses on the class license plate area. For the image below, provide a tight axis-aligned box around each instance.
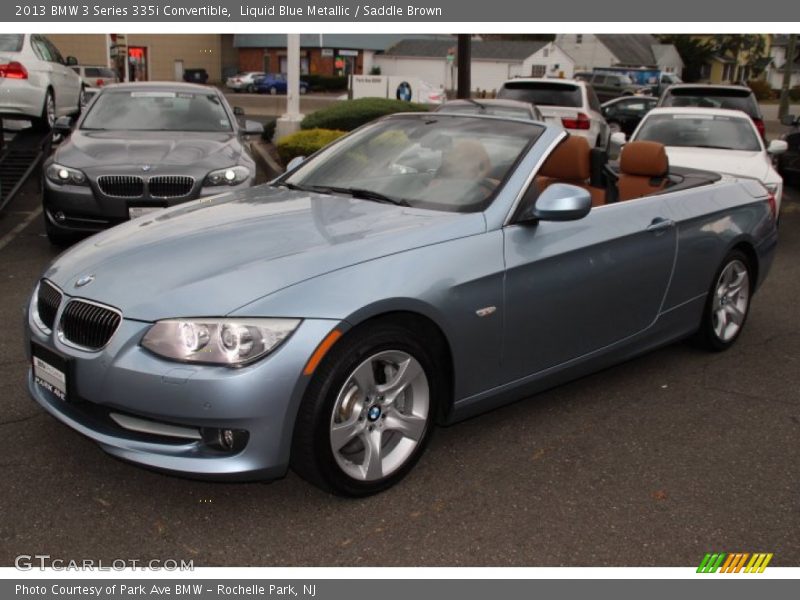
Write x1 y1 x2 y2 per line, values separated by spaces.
31 343 70 402
128 205 165 220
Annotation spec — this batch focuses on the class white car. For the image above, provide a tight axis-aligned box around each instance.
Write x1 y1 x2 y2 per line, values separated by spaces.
497 78 609 148
0 34 83 128
618 107 786 209
225 71 266 93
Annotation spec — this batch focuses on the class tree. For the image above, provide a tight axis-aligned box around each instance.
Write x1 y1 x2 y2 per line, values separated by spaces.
658 35 715 82
713 34 767 68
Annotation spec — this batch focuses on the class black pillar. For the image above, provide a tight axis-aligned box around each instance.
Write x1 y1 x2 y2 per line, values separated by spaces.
457 35 471 99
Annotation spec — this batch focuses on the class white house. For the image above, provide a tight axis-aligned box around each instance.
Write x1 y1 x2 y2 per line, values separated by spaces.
374 39 576 93
766 35 800 90
554 34 683 73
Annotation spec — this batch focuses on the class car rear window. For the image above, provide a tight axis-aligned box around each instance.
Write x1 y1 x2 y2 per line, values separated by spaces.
85 67 116 78
661 88 760 118
498 82 582 108
0 34 23 52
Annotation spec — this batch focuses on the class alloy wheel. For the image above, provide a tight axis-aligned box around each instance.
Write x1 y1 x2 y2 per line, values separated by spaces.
329 350 430 482
711 259 750 342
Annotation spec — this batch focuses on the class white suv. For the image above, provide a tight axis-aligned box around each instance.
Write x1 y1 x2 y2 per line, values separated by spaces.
497 78 610 148
0 34 84 128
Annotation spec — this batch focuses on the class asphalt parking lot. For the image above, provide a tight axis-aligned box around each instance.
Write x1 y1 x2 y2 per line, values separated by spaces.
0 162 799 568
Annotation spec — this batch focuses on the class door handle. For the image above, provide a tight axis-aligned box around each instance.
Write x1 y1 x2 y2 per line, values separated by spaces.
646 217 675 233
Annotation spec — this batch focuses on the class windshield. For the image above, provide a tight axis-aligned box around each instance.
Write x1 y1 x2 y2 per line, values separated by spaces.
498 82 582 107
283 115 543 213
81 90 232 132
661 88 759 117
635 113 762 151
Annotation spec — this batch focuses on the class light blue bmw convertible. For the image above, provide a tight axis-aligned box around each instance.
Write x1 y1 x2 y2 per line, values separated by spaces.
26 112 778 495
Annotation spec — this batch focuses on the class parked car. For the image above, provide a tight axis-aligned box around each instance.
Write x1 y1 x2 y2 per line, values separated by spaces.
225 71 266 93
618 107 786 209
434 98 544 121
0 33 84 129
657 84 766 139
574 71 652 102
602 95 658 136
182 68 209 84
70 64 119 89
42 82 261 245
27 112 777 496
497 78 609 147
777 113 800 187
254 73 309 95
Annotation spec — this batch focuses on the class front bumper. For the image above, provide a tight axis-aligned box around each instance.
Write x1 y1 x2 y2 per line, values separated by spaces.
26 299 341 480
43 175 254 234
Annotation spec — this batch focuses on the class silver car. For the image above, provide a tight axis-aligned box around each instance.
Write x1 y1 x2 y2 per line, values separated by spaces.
25 113 778 496
0 34 83 128
225 71 266 93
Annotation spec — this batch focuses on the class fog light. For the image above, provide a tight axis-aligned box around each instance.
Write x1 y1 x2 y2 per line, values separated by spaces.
54 211 66 223
218 429 235 450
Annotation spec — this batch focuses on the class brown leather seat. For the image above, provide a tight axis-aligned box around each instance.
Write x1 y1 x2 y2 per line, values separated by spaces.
535 135 606 207
617 141 669 201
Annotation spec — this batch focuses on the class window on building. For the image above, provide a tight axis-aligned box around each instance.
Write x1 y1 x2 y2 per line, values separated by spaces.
542 48 550 58
576 34 583 44
531 64 546 77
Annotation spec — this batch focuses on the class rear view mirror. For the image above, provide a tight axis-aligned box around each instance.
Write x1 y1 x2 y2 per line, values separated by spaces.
65 56 78 66
53 116 73 136
285 156 305 172
767 139 788 155
529 183 592 222
780 114 797 127
610 131 627 146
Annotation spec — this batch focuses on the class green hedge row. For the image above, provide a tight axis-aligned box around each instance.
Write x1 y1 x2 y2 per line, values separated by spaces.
300 97 428 132
303 74 348 92
275 128 346 163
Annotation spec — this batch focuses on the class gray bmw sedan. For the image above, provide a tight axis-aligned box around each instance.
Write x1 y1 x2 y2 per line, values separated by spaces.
42 82 261 245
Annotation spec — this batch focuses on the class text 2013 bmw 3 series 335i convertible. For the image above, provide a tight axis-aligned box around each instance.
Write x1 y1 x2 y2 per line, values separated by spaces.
25 113 778 496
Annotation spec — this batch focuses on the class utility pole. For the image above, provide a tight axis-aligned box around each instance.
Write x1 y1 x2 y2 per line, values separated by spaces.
778 34 797 121
276 33 304 141
457 35 471 99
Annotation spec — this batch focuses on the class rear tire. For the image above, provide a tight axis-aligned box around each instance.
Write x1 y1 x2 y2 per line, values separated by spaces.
246 84 254 93
693 250 753 351
269 86 278 95
291 320 442 496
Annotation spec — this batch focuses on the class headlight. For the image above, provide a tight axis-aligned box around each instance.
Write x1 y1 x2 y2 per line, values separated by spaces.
141 318 301 366
204 166 250 187
45 163 87 186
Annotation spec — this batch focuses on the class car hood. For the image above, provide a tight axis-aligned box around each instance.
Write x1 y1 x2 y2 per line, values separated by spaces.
664 146 775 183
54 130 243 171
42 186 485 321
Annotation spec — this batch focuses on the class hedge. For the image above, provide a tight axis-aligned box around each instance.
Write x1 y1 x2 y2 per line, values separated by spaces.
275 128 346 163
261 118 277 143
300 97 428 132
303 74 348 92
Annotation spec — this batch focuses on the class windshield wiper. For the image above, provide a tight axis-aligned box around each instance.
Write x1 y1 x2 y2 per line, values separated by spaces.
317 185 410 206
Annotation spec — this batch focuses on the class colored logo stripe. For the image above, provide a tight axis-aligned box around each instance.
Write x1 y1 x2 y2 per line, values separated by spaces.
698 552 772 573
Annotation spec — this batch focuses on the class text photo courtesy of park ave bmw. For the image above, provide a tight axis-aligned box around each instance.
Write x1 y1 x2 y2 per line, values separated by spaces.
0 0 799 595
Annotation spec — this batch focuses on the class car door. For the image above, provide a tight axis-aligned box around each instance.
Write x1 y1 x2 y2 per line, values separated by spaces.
501 189 677 382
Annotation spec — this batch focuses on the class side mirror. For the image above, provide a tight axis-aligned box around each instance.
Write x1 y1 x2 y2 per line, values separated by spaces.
241 119 263 135
53 115 73 136
285 156 305 172
767 139 788 155
233 106 245 117
610 131 627 146
65 56 78 66
528 183 592 222
780 114 797 127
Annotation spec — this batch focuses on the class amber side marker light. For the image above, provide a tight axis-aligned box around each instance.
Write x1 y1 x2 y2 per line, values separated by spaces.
303 329 343 375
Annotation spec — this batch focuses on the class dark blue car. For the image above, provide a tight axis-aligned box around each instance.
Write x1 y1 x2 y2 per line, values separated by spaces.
254 73 309 95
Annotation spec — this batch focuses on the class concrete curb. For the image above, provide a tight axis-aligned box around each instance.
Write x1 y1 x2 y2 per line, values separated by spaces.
250 140 283 181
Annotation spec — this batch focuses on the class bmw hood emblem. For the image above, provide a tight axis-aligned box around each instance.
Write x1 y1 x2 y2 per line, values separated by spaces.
75 274 95 288
141 165 152 172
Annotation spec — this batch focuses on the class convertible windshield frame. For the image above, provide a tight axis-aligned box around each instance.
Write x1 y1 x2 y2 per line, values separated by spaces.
277 113 545 214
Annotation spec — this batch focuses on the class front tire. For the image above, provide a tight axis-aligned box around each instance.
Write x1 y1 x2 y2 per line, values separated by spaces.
291 320 442 496
35 90 56 130
694 250 752 351
269 86 278 95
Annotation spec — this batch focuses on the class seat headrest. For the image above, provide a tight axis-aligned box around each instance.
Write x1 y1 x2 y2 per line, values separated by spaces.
620 141 669 178
540 135 591 180
438 139 492 179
